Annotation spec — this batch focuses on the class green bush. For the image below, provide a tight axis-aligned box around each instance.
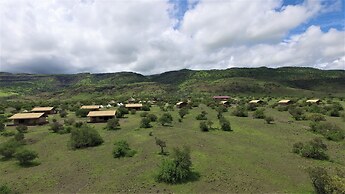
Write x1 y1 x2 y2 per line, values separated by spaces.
59 109 68 118
113 140 136 158
309 167 345 194
16 125 28 133
15 149 38 165
75 109 89 117
246 103 257 111
0 140 21 158
142 105 151 111
155 137 166 154
159 113 173 126
292 138 329 160
156 146 193 184
195 111 207 120
179 108 189 119
49 121 64 133
219 118 232 131
289 107 306 120
253 109 265 119
199 121 209 132
0 122 4 132
307 113 326 122
64 118 75 126
140 117 152 128
1 131 15 137
140 112 148 117
264 116 274 124
14 132 24 142
232 106 248 117
69 126 104 149
106 118 120 130
147 114 158 122
310 122 345 141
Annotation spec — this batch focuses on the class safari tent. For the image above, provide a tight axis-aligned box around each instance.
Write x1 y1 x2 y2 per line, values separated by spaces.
306 99 321 104
87 110 116 123
80 105 101 111
176 101 188 108
125 103 143 110
278 99 291 105
9 113 47 125
249 100 264 104
31 107 56 115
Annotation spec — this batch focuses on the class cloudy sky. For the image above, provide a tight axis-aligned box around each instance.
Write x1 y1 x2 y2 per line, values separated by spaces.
0 0 344 74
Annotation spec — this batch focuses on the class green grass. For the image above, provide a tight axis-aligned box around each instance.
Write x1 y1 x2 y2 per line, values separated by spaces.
0 105 344 193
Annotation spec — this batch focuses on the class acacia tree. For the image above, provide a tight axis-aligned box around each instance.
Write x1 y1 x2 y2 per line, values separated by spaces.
155 137 166 154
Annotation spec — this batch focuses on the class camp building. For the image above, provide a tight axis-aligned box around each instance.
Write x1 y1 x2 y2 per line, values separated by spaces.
249 100 263 104
278 99 291 105
219 100 230 106
176 101 188 108
80 105 101 111
9 113 47 125
87 110 116 123
306 99 321 104
125 103 143 110
31 107 56 115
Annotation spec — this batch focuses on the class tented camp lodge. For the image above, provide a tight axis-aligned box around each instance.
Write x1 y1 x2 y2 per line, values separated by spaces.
125 104 143 110
80 105 101 111
9 113 47 126
31 107 56 115
249 100 263 104
87 110 116 123
176 101 188 108
219 101 230 106
306 99 321 104
278 99 292 105
213 96 230 101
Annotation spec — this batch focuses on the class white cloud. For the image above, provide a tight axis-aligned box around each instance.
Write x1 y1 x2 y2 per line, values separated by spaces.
0 0 344 74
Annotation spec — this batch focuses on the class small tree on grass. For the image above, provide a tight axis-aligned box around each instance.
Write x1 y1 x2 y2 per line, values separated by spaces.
69 125 104 149
147 114 158 122
232 106 248 117
179 108 189 119
199 121 209 132
219 118 232 131
0 140 21 158
113 140 136 158
16 125 28 133
159 113 173 126
75 109 89 117
309 122 345 141
253 109 265 119
196 111 207 120
49 121 64 133
15 149 38 166
142 105 151 111
156 146 193 184
155 137 166 155
59 109 68 118
308 113 326 122
292 138 329 160
207 120 213 130
140 117 152 128
14 132 24 142
106 118 120 130
264 116 274 124
289 107 306 120
308 167 345 194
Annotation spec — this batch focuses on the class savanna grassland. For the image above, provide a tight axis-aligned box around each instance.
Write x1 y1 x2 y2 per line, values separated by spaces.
0 101 344 193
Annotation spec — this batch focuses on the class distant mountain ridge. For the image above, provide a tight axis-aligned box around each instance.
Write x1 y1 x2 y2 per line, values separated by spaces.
1 67 345 99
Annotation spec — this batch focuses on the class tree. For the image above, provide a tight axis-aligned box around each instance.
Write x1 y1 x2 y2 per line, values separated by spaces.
219 118 232 131
0 140 21 158
159 113 173 126
207 120 213 129
196 111 207 120
309 122 345 141
69 125 104 149
289 107 305 120
15 149 38 165
140 117 152 128
232 106 248 117
199 121 209 132
179 108 189 119
14 132 24 142
49 121 64 133
59 109 68 118
292 138 329 160
16 125 28 133
156 146 193 184
264 116 274 124
113 140 136 158
75 109 89 117
308 167 345 194
308 113 326 122
142 105 151 111
155 137 166 154
106 118 120 130
147 114 158 122
253 109 265 119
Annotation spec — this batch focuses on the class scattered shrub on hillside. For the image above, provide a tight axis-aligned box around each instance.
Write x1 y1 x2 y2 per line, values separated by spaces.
69 126 104 149
327 108 340 117
196 111 207 120
289 107 306 121
106 118 120 130
264 116 274 124
59 109 68 118
1 131 15 137
130 109 136 115
155 146 193 184
64 118 75 126
74 121 84 128
307 113 326 122
140 117 152 128
75 109 89 117
0 140 21 158
16 125 28 133
147 114 158 122
116 107 129 118
49 121 64 133
179 108 189 119
0 184 13 194
0 122 4 132
140 112 148 117
309 167 345 194
253 109 265 119
142 105 151 111
310 122 345 141
246 103 257 111
217 106 228 113
277 105 289 112
113 140 136 158
292 138 329 160
14 132 24 142
15 149 38 166
207 120 214 130
159 113 173 126
219 118 232 131
232 106 248 117
155 137 166 155
199 121 209 132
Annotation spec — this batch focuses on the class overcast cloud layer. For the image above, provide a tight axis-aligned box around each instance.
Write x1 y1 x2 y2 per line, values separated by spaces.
0 0 344 74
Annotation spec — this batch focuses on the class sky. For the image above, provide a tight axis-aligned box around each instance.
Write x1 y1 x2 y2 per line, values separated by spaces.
0 0 344 74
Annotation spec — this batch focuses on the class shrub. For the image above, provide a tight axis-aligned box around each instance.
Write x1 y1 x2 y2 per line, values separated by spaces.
106 118 120 130
155 137 166 154
49 121 64 133
310 122 345 141
216 106 228 113
327 108 340 117
0 122 4 132
64 118 75 126
292 138 329 160
0 184 12 194
0 140 21 158
289 107 306 120
199 121 209 132
232 106 248 117
142 105 150 111
140 112 148 117
309 167 345 194
75 109 89 117
179 108 189 119
159 113 173 126
277 105 289 112
264 116 274 124
252 109 265 119
16 125 28 133
15 149 38 165
156 146 192 184
113 140 136 158
307 113 326 122
220 118 232 131
246 103 257 111
147 114 158 122
14 132 24 142
69 126 104 149
140 117 152 128
196 111 207 120
59 109 68 118
1 131 15 137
